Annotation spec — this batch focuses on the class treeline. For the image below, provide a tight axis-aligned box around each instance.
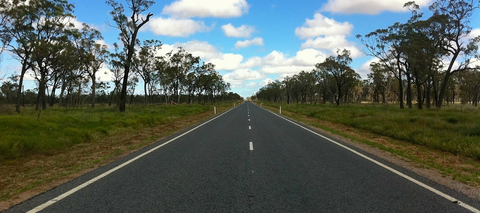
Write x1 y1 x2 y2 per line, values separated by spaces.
358 0 480 109
0 0 241 113
253 49 363 105
254 0 480 109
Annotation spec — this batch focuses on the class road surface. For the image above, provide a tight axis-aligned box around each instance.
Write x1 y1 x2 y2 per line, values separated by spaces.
6 102 480 212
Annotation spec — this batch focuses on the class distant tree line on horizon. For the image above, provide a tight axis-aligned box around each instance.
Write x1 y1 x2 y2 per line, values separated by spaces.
0 0 242 113
253 0 480 109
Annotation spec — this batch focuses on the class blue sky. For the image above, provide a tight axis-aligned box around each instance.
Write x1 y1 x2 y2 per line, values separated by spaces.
1 0 479 98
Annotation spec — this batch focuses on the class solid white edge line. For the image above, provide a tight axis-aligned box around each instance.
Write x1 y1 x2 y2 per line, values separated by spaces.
249 142 254 151
27 106 237 213
261 106 480 213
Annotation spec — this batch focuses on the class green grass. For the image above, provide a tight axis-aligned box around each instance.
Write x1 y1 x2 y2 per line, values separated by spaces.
264 102 480 160
0 104 222 161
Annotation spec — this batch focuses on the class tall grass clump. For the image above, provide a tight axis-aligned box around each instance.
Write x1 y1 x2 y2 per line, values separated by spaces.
265 102 480 160
0 104 215 161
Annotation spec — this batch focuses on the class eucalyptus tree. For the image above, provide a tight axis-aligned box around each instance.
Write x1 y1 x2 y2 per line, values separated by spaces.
314 67 337 104
195 62 216 103
457 69 480 106
30 0 75 110
154 55 172 104
357 25 407 108
262 80 283 103
0 0 74 112
106 0 154 111
74 23 108 108
282 76 294 104
292 71 316 103
165 47 200 103
48 37 80 107
134 39 161 104
108 43 125 106
0 76 18 104
211 75 230 102
368 62 392 104
315 49 358 106
428 0 480 108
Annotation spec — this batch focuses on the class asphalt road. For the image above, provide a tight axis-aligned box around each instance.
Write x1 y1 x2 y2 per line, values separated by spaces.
6 102 480 212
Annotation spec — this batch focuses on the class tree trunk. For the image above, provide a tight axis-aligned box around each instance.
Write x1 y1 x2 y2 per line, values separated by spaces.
144 81 148 105
16 62 29 113
416 82 423 110
406 74 412 109
91 73 96 108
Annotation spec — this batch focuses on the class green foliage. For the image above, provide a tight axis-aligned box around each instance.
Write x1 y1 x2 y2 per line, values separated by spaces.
0 104 214 160
265 102 480 160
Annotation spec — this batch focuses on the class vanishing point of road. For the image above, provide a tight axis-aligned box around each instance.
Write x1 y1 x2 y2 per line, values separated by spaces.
6 102 480 212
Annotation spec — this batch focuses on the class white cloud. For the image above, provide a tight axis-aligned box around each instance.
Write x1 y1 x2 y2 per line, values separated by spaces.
258 49 327 74
259 65 316 74
209 53 244 70
146 17 211 37
173 40 220 60
321 0 433 15
154 40 245 71
62 17 106 32
295 13 362 58
241 57 262 68
150 41 329 90
262 49 326 67
293 48 328 66
301 35 363 58
162 0 249 18
222 23 256 38
98 65 114 82
246 82 257 87
235 37 264 49
357 57 379 79
468 28 480 40
295 13 353 39
260 78 274 86
224 68 265 87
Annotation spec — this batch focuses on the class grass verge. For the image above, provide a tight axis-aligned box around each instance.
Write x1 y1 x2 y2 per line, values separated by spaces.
0 102 237 210
264 103 480 160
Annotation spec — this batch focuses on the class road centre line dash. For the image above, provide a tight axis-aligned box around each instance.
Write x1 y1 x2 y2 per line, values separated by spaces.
249 142 254 151
27 107 237 213
263 107 480 213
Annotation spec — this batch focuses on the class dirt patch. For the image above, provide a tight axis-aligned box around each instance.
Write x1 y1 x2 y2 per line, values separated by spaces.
0 108 224 211
271 106 480 202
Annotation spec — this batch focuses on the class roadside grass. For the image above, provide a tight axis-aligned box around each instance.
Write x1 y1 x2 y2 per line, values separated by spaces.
0 102 238 209
264 103 480 160
0 104 222 161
